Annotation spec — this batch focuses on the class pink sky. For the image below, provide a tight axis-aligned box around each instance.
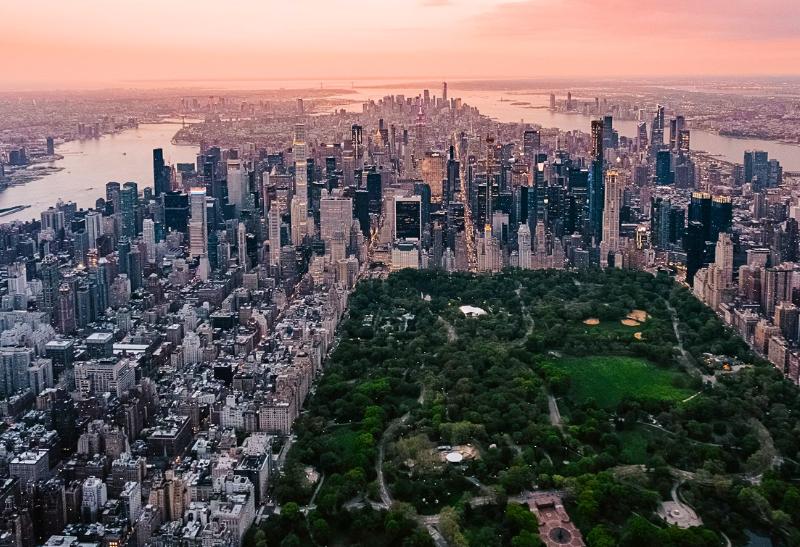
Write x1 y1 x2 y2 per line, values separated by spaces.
2 0 799 89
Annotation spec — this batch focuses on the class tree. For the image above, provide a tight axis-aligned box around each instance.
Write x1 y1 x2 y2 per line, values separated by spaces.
586 525 615 547
311 517 330 543
281 502 301 525
279 534 301 547
438 507 468 547
511 530 543 547
505 503 538 534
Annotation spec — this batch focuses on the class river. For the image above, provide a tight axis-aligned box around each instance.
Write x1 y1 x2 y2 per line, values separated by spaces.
2 82 798 223
0 123 198 223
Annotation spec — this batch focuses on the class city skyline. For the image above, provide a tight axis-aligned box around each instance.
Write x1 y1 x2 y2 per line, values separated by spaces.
2 0 800 89
3 3 800 544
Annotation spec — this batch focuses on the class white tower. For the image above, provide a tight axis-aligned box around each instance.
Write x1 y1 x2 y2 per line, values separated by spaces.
143 218 156 263
600 170 622 268
237 222 247 271
291 124 309 245
518 224 532 269
188 187 208 258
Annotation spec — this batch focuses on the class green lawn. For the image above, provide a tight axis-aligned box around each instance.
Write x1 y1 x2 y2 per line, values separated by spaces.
549 355 692 408
617 429 650 464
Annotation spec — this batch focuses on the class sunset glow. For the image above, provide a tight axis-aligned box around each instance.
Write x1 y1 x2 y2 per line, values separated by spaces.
3 0 800 89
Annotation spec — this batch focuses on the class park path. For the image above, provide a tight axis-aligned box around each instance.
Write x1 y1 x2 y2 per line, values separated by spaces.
376 386 427 507
664 299 715 383
438 316 458 343
547 394 563 431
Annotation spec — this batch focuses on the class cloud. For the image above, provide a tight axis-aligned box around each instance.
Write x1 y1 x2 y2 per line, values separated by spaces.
469 0 800 42
420 0 451 6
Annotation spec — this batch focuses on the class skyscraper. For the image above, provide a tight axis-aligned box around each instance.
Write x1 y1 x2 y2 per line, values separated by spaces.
119 183 137 240
744 150 769 186
319 194 353 242
143 219 156 263
589 119 604 240
237 222 248 270
394 196 422 240
669 116 685 152
189 188 208 258
600 170 622 267
226 159 247 216
40 255 60 318
153 148 170 196
655 150 673 185
522 130 540 167
85 211 103 248
291 124 309 245
517 223 532 269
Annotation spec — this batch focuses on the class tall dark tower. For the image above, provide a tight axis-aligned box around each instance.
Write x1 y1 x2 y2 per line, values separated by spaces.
445 145 459 208
485 135 496 228
589 119 604 240
153 148 170 196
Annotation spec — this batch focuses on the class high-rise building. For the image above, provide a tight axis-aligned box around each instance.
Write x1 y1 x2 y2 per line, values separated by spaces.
163 191 189 233
319 194 353 242
684 221 706 286
600 170 622 267
188 188 208 258
268 207 281 267
517 223 532 269
522 130 541 166
237 222 248 270
291 124 309 245
56 284 76 334
227 159 247 215
7 261 27 297
669 116 685 151
656 150 673 185
421 151 446 202
153 148 170 196
710 196 733 243
119 183 137 239
85 211 103 248
394 196 422 241
744 150 769 185
589 119 604 239
40 255 60 318
602 115 614 150
143 219 156 263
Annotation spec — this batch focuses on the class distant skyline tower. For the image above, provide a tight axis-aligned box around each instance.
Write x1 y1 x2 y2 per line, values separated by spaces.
351 124 364 168
442 81 447 102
